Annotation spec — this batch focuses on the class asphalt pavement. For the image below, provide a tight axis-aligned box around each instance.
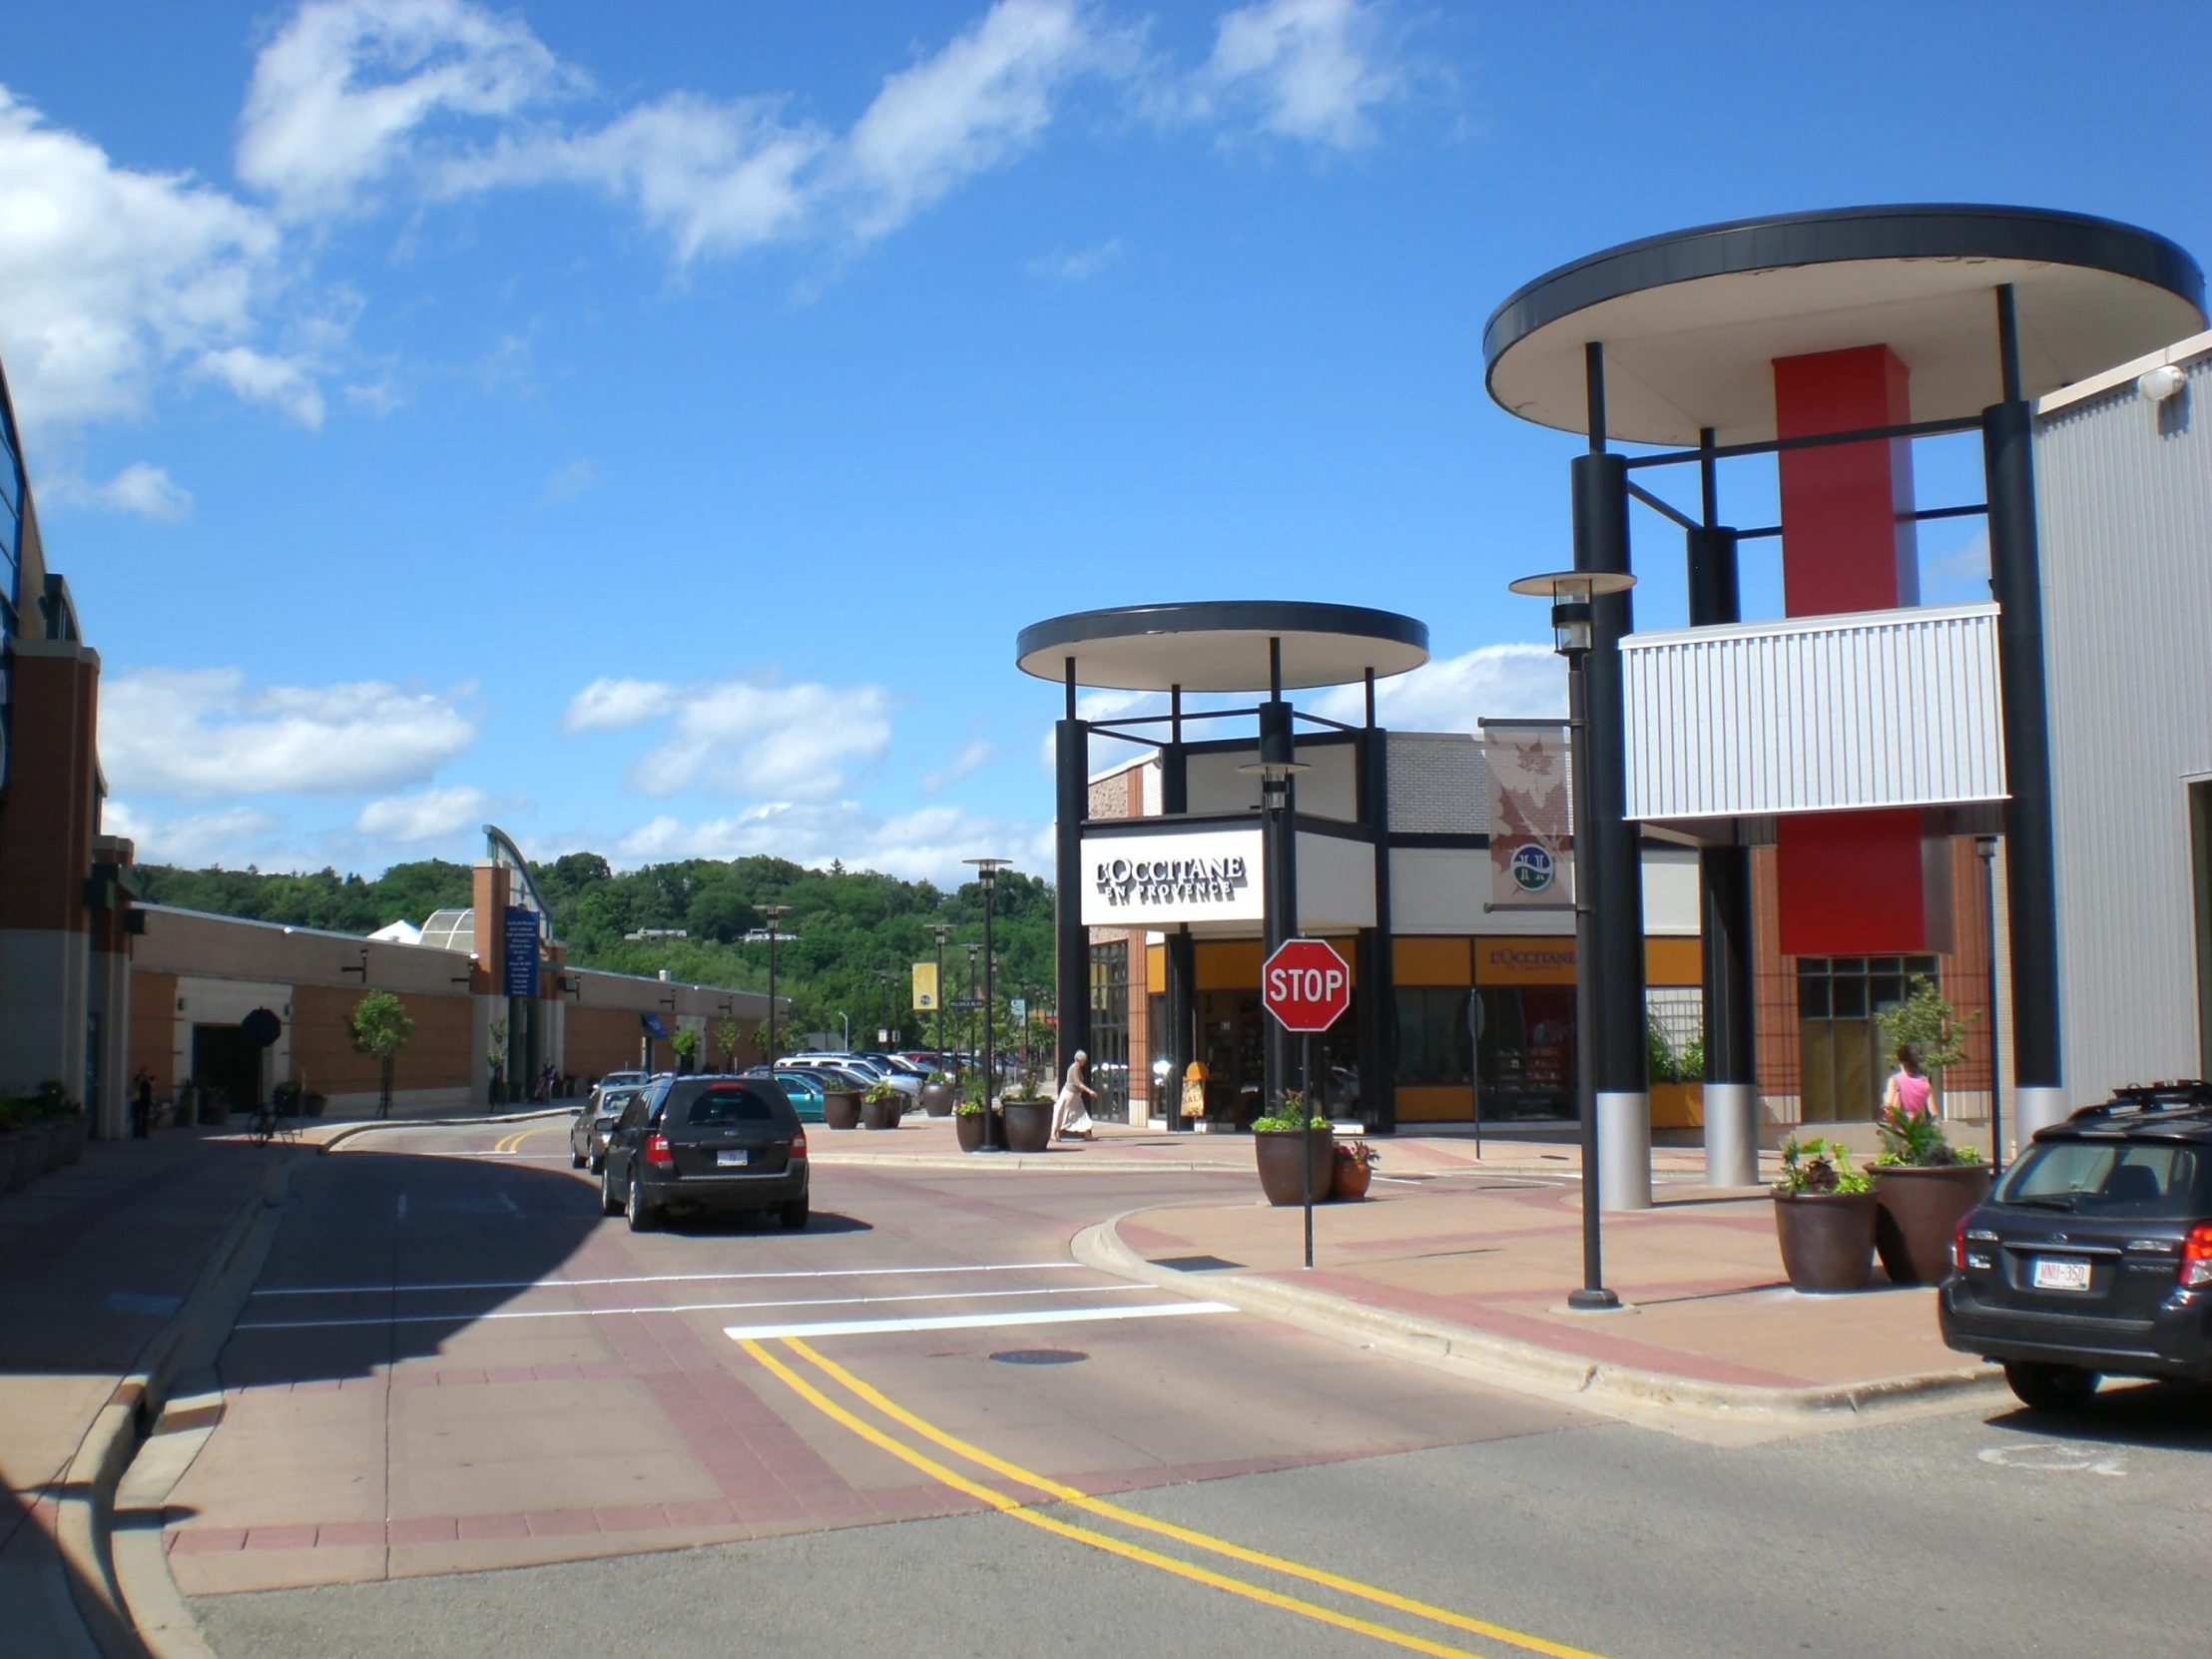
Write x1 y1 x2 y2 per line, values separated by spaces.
167 1117 2212 1659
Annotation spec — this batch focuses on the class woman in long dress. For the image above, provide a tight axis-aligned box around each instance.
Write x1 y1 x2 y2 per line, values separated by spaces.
1053 1051 1097 1141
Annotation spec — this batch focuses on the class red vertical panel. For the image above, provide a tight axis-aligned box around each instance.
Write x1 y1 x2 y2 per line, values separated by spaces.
1773 345 1919 616
1776 809 1930 956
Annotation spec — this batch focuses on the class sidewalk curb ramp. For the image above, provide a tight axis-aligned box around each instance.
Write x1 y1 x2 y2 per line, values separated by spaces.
75 1107 574 1658
1073 1212 2002 1428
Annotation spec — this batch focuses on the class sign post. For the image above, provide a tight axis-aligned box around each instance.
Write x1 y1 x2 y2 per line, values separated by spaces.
1262 938 1353 1270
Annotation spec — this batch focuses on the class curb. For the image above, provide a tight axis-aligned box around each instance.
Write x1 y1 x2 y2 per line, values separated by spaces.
57 1148 312 1659
1073 1212 2001 1427
813 1151 1254 1175
317 1105 574 1150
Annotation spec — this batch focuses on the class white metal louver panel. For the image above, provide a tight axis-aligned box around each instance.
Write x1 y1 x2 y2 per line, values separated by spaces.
1620 602 2006 820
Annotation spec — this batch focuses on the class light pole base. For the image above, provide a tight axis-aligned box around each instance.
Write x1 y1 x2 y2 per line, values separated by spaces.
1566 1287 1622 1312
1701 1082 1759 1188
1596 1091 1652 1211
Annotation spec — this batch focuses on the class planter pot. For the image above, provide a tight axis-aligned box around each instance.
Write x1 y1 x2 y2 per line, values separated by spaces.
201 1099 230 1126
860 1096 897 1131
1256 1130 1337 1208
1001 1100 1053 1154
40 1123 69 1174
921 1083 954 1118
13 1127 52 1189
1773 1190 1878 1293
304 1094 327 1119
0 1134 24 1193
1873 1163 1993 1285
1331 1152 1374 1202
955 1112 988 1152
823 1091 861 1131
61 1118 87 1164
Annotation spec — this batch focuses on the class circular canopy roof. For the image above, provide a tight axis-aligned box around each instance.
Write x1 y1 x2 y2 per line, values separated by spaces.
1016 602 1428 694
1485 205 2206 446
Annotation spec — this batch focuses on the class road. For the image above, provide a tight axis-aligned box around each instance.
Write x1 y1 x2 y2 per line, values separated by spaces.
176 1118 2212 1659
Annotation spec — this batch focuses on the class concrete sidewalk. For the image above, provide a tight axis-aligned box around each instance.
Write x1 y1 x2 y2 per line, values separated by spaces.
1080 1167 1997 1434
0 1128 301 1657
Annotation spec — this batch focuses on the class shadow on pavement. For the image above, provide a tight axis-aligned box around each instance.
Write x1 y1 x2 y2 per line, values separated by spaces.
1980 1379 2212 1453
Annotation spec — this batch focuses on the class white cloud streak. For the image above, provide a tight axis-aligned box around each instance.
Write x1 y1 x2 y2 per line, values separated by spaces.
562 674 893 801
1200 0 1402 148
353 783 493 839
101 667 476 797
43 462 194 521
1310 643 1563 733
606 801 1050 885
922 739 993 794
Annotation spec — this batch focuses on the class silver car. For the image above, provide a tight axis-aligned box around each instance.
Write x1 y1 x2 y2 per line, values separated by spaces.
570 1087 639 1172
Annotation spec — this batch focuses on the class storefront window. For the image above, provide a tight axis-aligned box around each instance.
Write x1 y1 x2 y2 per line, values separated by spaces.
1394 987 1472 1087
1088 942 1129 1123
1474 986 1577 1119
1797 955 1937 1121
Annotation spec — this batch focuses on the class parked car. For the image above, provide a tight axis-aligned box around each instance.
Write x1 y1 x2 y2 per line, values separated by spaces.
600 1074 809 1232
789 1053 920 1098
569 1087 638 1172
1939 1081 2212 1410
741 1068 828 1124
596 1070 649 1092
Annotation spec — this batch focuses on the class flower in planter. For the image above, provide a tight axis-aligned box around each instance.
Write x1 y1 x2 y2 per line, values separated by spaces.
1335 1139 1380 1168
1250 1090 1328 1133
863 1080 900 1105
1873 1105 1979 1169
1774 1135 1872 1197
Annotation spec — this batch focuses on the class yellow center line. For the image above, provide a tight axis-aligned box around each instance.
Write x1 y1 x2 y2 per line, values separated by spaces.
782 1337 1606 1659
741 1340 1495 1659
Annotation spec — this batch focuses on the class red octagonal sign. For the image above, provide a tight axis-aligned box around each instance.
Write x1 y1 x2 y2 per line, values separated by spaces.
1262 938 1352 1033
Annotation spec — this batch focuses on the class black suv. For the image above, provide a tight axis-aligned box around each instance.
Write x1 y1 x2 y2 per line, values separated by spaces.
600 1074 810 1233
1939 1082 2212 1410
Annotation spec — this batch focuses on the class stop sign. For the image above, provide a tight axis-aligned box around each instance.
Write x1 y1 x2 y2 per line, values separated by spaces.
1262 939 1352 1033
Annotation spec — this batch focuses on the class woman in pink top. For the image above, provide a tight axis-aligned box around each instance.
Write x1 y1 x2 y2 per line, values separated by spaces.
1882 1042 1934 1118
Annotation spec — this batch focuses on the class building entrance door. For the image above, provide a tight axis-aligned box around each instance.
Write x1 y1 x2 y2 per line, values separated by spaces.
192 1023 264 1117
1088 941 1129 1124
1199 989 1265 1127
1797 955 1937 1120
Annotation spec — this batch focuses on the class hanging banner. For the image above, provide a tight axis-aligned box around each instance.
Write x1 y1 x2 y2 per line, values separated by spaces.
1484 729 1573 907
911 961 939 1011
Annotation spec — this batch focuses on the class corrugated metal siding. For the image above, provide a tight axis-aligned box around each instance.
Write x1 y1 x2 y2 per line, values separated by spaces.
2037 358 2212 1104
1620 604 2006 820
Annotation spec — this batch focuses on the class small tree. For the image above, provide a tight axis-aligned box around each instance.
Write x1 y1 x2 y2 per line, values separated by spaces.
1875 975 1976 1094
350 991 414 1120
714 1016 743 1071
671 1025 702 1073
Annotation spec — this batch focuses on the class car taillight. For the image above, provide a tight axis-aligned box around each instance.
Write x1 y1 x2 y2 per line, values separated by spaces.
2181 1222 2212 1288
645 1133 673 1168
791 1129 808 1161
1952 1212 1969 1272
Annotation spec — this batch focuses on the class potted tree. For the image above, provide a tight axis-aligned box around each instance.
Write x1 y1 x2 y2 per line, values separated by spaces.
822 1081 862 1130
1773 1136 1878 1293
860 1079 901 1130
351 991 415 1120
1332 1138 1379 1201
998 1082 1053 1153
1251 1092 1334 1207
1869 1108 1989 1285
953 1084 991 1153
920 1070 956 1117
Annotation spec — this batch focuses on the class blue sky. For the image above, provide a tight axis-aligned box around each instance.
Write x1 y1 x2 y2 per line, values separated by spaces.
7 1 2210 884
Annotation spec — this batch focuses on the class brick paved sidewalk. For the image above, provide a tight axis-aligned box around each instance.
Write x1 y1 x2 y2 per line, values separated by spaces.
0 1127 295 1656
1109 1173 1966 1393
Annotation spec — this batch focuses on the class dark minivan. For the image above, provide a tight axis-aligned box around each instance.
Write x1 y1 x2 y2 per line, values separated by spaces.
1939 1082 2212 1410
600 1074 809 1233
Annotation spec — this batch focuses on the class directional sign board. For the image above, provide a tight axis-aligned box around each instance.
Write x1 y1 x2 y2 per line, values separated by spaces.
1262 938 1352 1033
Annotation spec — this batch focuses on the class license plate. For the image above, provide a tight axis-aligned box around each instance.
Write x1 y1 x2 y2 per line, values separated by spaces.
2032 1256 2091 1292
716 1148 750 1168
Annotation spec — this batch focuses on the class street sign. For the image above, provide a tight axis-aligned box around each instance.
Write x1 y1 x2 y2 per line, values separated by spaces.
1009 997 1026 1024
1262 938 1352 1033
502 906 540 998
240 1007 282 1048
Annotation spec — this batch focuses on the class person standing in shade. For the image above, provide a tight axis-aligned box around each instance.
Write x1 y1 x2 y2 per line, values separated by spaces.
132 1071 154 1139
1882 1042 1933 1120
1052 1051 1098 1141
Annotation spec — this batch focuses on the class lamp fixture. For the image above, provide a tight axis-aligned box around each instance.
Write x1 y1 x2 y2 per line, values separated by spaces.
1507 570 1636 657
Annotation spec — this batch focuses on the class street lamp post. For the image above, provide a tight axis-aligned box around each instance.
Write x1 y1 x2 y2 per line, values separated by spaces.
965 858 1013 1152
1510 568 1636 1313
746 905 795 1066
875 969 897 1048
965 942 982 1078
1238 757 1311 1114
929 922 952 1070
1977 834 2006 1173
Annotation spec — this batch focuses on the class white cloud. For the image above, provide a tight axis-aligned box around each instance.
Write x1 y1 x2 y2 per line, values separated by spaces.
237 0 578 222
1027 237 1123 280
1200 0 1401 148
542 456 596 500
604 800 1049 885
560 676 681 733
1310 643 1563 733
194 344 325 426
354 783 492 839
103 801 288 868
0 87 285 431
101 667 476 797
922 739 993 794
44 462 193 521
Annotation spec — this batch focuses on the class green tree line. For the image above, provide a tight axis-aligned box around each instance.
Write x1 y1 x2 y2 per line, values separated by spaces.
135 852 1056 1050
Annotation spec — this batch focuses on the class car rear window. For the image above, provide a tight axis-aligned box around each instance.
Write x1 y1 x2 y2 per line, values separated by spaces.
687 1086 778 1126
1997 1139 2212 1218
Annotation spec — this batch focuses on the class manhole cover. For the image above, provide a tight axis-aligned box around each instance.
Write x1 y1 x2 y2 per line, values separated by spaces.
989 1349 1089 1366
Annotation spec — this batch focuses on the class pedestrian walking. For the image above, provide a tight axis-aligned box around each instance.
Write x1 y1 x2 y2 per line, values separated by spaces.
131 1070 154 1139
1882 1042 1933 1119
1052 1050 1097 1141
